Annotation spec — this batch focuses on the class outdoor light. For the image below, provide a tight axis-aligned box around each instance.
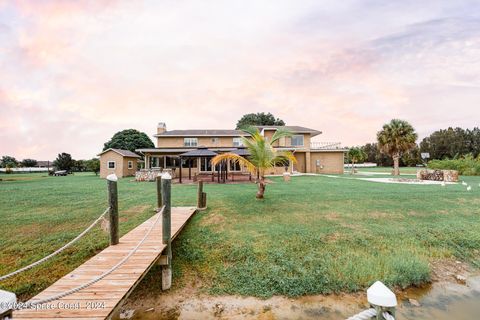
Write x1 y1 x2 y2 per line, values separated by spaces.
367 281 397 308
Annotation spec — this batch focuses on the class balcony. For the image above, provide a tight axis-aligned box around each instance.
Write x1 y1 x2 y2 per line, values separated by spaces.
310 142 342 150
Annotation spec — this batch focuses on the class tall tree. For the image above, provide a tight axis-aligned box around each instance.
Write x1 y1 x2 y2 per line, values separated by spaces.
236 112 285 129
212 127 295 199
53 153 75 171
86 158 100 175
420 127 480 159
1 156 18 168
20 159 38 167
347 147 366 174
377 119 418 176
103 129 154 154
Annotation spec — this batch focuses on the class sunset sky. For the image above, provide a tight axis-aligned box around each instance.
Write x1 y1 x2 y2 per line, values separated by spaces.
1 0 479 160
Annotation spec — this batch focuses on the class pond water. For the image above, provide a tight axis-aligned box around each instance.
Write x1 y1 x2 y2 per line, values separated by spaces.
117 276 480 319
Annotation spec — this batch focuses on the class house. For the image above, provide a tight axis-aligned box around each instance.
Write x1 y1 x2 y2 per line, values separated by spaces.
135 122 345 182
98 148 141 178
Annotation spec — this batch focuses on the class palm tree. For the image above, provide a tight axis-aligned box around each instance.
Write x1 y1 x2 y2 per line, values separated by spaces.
377 119 418 176
347 147 366 174
211 127 296 199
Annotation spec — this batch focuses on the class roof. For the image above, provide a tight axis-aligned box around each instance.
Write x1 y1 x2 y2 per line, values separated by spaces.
98 148 141 158
155 129 248 137
155 126 322 138
180 147 218 157
231 148 250 156
254 125 322 137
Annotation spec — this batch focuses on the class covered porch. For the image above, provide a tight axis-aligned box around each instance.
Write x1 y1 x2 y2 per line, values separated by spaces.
137 147 253 183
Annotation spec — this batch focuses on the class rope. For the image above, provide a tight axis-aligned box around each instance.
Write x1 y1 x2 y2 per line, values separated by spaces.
0 207 110 281
346 308 377 320
346 308 395 320
17 206 165 309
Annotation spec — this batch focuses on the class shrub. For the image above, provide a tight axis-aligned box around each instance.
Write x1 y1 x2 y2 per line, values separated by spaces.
428 154 480 175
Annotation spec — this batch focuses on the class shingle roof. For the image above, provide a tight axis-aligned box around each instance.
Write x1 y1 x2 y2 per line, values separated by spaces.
98 148 141 158
155 129 248 137
254 125 322 136
180 147 218 157
155 126 322 137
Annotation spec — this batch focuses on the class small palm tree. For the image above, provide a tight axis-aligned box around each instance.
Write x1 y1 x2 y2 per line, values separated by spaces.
211 127 296 199
377 119 417 176
347 147 366 174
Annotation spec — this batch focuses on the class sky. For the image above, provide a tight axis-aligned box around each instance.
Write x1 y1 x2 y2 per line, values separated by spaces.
1 0 480 160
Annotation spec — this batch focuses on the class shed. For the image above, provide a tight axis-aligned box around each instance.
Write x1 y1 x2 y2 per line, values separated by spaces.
98 148 141 178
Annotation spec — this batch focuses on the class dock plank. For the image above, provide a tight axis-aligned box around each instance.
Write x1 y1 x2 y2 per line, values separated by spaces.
13 206 196 319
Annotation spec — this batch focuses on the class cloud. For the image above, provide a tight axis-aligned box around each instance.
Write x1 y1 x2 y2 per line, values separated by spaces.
0 0 480 159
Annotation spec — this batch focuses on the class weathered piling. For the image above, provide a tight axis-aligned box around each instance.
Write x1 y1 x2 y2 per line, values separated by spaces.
161 172 172 290
156 175 162 209
107 174 119 245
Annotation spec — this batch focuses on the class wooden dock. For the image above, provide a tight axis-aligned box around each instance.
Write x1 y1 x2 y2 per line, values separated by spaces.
13 206 196 320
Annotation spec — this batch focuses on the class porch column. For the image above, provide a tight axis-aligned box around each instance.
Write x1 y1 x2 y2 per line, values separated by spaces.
305 151 311 173
188 158 192 180
179 156 183 183
163 156 167 169
145 154 149 169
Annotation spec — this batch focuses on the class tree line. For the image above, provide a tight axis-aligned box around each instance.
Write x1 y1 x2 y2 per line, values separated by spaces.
0 153 100 175
350 126 480 167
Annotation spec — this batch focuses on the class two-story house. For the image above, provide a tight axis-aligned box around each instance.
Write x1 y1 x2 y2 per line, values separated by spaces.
134 122 345 180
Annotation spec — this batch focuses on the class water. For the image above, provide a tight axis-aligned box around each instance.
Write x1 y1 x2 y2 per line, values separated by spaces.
117 276 480 319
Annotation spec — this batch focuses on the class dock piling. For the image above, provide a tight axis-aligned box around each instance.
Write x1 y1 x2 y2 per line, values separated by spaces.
107 174 119 245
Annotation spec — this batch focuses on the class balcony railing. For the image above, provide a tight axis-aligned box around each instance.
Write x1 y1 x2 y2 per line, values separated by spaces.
310 142 342 150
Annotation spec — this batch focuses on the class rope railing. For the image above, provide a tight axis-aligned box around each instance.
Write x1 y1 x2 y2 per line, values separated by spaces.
0 207 110 282
347 308 395 320
15 205 165 309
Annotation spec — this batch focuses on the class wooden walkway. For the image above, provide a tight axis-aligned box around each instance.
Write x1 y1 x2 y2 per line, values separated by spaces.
14 206 196 320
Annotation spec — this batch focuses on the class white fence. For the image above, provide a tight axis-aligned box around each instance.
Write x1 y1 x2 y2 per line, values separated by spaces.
0 167 50 173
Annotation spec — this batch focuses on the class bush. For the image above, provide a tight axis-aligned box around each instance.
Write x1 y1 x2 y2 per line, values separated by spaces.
428 154 480 175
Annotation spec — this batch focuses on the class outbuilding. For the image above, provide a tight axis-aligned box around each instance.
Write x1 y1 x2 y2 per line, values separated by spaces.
98 148 141 178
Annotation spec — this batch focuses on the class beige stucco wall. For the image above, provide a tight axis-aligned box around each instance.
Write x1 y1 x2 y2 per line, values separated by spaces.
310 152 344 174
100 150 138 178
157 136 245 148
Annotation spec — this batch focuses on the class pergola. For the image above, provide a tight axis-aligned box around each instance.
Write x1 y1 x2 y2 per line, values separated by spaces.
178 147 252 183
178 147 219 183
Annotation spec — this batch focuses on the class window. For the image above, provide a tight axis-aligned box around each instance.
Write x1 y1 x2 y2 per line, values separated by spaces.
184 137 198 147
291 135 304 147
107 161 115 169
229 161 241 171
233 137 243 147
128 161 133 169
211 137 219 144
200 157 212 172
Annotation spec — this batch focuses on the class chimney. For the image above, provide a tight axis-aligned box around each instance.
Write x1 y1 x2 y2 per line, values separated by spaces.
157 122 167 134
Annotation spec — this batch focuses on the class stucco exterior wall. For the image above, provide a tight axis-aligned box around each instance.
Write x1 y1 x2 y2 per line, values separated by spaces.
310 152 345 174
157 136 245 148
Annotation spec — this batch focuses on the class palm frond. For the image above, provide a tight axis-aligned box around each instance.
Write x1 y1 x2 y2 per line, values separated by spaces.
270 128 292 144
211 153 256 173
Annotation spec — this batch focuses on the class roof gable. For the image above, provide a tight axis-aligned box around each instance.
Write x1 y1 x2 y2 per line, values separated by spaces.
98 148 141 158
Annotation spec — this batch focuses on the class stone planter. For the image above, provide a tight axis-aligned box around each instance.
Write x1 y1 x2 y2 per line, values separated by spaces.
416 169 459 182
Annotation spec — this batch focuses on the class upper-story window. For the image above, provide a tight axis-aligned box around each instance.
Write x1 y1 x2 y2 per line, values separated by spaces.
211 137 219 144
233 137 243 147
184 137 198 147
291 135 304 147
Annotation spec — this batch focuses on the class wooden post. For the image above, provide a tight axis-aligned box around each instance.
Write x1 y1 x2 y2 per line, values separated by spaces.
188 158 192 180
107 174 119 245
202 192 207 209
197 180 204 209
179 156 183 183
161 172 172 290
156 175 162 209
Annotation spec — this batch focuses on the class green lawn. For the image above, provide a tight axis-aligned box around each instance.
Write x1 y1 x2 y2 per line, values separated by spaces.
1 172 480 300
354 166 420 174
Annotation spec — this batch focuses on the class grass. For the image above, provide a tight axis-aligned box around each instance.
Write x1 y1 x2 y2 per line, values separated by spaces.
1 172 480 299
353 166 420 174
